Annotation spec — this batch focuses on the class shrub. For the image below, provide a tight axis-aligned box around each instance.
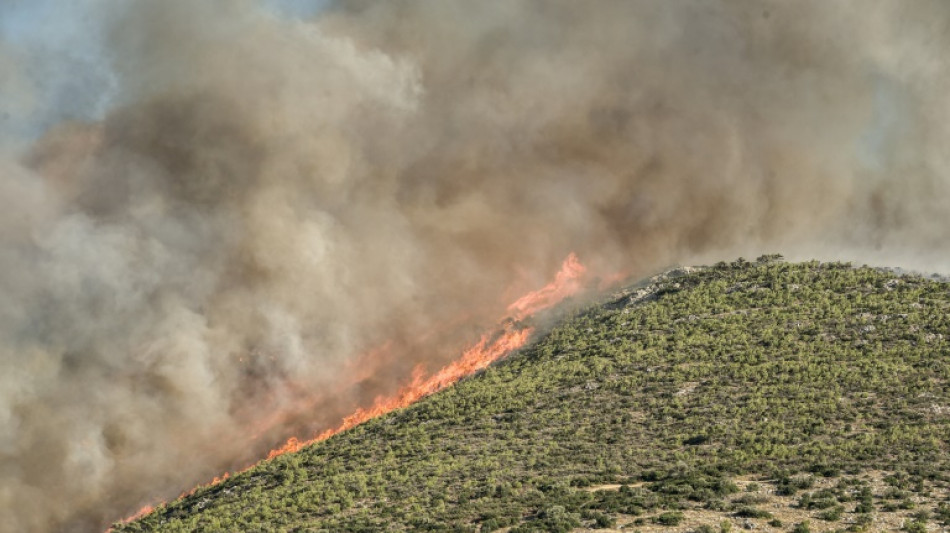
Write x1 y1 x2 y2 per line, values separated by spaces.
655 511 685 526
791 521 811 533
777 476 814 496
817 505 843 521
733 507 772 519
480 518 501 532
581 510 616 529
936 503 950 526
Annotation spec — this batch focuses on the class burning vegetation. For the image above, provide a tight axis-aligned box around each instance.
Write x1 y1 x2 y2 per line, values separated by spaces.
264 253 588 459
111 259 950 532
113 252 590 528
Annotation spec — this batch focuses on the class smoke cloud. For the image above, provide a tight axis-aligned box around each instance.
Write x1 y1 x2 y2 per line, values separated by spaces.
1 1 948 531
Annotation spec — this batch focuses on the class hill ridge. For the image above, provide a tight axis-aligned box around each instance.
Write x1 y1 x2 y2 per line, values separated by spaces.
115 258 950 532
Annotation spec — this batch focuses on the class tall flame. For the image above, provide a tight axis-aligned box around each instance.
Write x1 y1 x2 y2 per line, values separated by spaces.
507 252 586 320
112 253 587 528
268 252 586 457
266 327 533 458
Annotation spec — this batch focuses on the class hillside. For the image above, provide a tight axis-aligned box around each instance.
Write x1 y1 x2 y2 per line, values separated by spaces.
113 258 950 533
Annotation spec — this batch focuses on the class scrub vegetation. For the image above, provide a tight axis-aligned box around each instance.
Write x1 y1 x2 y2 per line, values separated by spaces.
114 257 950 532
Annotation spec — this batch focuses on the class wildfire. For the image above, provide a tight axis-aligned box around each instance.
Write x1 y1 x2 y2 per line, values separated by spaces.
119 505 154 525
507 252 586 320
267 327 533 458
267 253 586 457
112 253 588 529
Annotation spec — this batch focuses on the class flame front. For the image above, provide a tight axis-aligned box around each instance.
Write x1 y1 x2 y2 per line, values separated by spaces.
113 253 588 528
267 253 586 457
507 252 586 320
267 327 533 458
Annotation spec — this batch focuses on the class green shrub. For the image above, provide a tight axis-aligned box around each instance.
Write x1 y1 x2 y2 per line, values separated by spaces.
791 521 811 533
936 503 950 526
733 507 772 519
817 505 843 521
655 511 685 526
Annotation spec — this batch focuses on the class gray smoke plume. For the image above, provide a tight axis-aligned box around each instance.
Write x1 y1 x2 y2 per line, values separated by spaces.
1 1 948 531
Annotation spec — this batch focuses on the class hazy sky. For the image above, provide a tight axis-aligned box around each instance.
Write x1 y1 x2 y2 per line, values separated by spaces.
0 0 330 140
0 0 902 168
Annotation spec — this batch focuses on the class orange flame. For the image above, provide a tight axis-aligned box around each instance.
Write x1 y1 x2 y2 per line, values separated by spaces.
266 253 586 457
267 326 533 458
111 253 587 529
507 252 586 320
119 505 154 525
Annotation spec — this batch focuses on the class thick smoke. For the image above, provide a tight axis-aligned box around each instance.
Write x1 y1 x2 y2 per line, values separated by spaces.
1 1 949 531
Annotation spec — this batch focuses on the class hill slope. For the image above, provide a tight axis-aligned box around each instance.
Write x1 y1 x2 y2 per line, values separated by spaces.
114 259 950 532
